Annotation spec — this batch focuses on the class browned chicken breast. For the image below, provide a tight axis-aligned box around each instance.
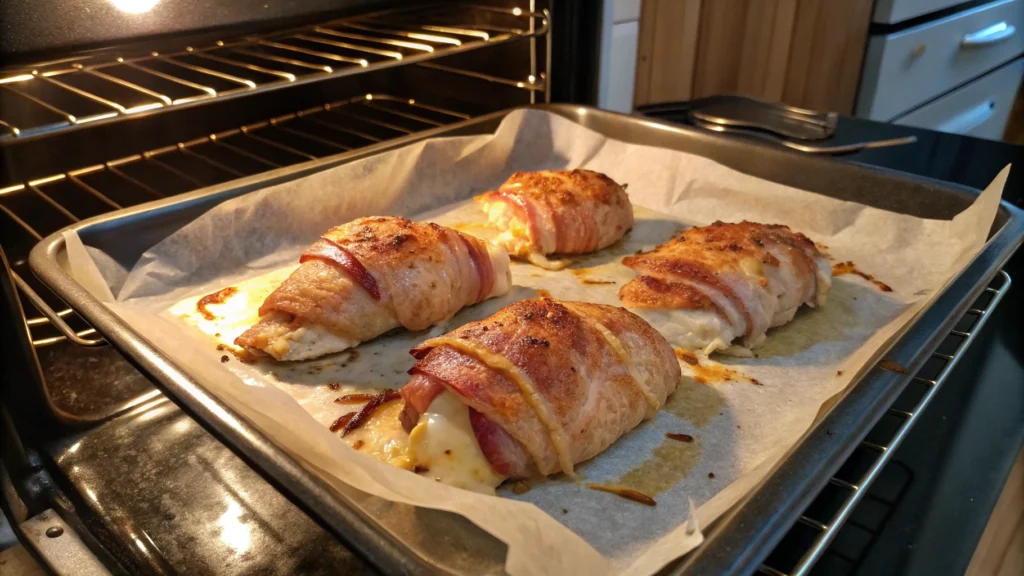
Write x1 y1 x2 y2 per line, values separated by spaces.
235 217 511 361
619 221 831 354
398 298 680 493
475 169 633 269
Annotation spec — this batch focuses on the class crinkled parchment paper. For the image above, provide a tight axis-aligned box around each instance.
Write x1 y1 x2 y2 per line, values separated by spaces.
64 109 1008 575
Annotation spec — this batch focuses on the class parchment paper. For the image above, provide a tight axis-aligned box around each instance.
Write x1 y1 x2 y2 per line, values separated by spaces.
64 109 1008 575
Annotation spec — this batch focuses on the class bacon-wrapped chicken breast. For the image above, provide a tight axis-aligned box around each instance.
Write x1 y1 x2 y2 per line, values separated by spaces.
475 169 633 269
619 221 831 354
236 217 510 361
398 298 680 493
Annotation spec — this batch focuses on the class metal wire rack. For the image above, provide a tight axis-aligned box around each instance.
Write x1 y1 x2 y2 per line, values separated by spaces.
0 3 548 142
758 269 1012 576
0 93 478 348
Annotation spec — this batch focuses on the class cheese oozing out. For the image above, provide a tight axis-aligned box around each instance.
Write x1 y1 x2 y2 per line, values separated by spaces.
408 391 506 494
481 200 571 271
482 200 533 258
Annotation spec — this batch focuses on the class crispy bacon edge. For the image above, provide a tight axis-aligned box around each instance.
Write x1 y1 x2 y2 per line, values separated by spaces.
298 236 381 301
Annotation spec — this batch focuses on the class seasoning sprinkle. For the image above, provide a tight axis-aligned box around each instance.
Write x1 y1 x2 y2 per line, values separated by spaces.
666 433 694 443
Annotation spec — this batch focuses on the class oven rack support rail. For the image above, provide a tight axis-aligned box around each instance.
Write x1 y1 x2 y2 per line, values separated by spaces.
757 270 1012 576
1 93 481 346
0 3 549 143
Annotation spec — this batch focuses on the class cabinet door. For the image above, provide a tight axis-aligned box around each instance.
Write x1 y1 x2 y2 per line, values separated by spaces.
894 58 1024 140
603 21 640 113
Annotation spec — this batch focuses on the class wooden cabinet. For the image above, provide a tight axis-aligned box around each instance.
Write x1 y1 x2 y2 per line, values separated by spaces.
633 0 873 115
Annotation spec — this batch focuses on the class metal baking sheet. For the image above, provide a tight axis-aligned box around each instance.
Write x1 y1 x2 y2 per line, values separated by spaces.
29 105 1024 575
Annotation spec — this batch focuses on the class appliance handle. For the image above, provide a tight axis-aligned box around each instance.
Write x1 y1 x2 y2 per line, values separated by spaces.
961 22 1016 47
12 271 105 347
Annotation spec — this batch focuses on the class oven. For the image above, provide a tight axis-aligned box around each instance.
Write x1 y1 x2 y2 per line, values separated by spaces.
1 2 1020 575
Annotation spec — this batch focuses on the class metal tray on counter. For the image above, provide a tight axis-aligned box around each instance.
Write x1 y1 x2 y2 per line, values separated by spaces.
28 105 1024 575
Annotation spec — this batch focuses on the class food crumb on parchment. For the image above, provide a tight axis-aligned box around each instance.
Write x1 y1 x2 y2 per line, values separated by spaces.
511 480 532 495
586 484 657 507
666 433 695 443
836 370 844 377
879 359 908 374
216 343 227 351
220 355 230 363
327 382 341 391
708 472 715 479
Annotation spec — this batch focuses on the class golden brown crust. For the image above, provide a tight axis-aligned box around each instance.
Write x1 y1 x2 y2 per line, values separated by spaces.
618 275 727 317
477 169 633 255
621 221 826 338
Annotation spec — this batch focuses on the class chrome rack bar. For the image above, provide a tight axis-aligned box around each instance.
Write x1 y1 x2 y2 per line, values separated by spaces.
759 270 1012 576
5 94 475 347
12 271 105 347
0 5 548 143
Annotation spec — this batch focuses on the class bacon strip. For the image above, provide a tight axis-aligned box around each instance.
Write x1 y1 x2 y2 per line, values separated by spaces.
299 237 381 300
457 233 494 303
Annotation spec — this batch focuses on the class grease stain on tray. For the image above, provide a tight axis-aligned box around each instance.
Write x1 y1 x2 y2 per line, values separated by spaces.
663 377 726 429
616 434 703 496
752 279 884 359
675 349 760 385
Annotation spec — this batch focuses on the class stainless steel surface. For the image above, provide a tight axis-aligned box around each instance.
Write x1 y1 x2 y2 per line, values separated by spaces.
28 104 1024 575
688 95 838 140
961 21 1017 47
0 3 548 143
21 509 111 576
692 118 918 154
49 397 374 575
758 271 1013 576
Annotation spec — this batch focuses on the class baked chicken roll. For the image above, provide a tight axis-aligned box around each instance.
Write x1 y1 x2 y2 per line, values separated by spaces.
475 169 633 269
399 298 680 493
619 221 831 355
236 217 511 361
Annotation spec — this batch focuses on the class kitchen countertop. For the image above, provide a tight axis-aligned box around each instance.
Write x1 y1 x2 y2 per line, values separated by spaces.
639 103 1023 576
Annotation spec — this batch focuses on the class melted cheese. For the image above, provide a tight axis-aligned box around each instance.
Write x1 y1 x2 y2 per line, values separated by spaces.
483 201 533 258
408 391 505 494
344 400 413 469
425 337 576 477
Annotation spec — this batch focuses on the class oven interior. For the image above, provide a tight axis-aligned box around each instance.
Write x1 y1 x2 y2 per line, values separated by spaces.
1 2 550 573
0 2 1017 575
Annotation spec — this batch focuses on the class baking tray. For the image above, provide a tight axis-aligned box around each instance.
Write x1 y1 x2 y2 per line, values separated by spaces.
28 105 1024 575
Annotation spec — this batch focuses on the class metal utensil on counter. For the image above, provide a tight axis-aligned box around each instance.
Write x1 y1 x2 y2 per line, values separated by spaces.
688 95 838 140
692 117 917 154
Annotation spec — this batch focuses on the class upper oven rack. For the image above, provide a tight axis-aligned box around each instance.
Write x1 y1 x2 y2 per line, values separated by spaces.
1 93 492 348
0 3 549 144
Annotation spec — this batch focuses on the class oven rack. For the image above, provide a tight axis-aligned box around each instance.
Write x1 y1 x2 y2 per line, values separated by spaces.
757 270 1012 576
0 3 548 144
0 93 484 347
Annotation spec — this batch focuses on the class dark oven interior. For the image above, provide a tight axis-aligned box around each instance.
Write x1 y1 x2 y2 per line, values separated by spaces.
0 2 551 573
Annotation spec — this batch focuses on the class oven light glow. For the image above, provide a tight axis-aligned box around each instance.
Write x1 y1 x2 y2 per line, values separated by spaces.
109 0 160 14
218 499 252 555
513 7 523 15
